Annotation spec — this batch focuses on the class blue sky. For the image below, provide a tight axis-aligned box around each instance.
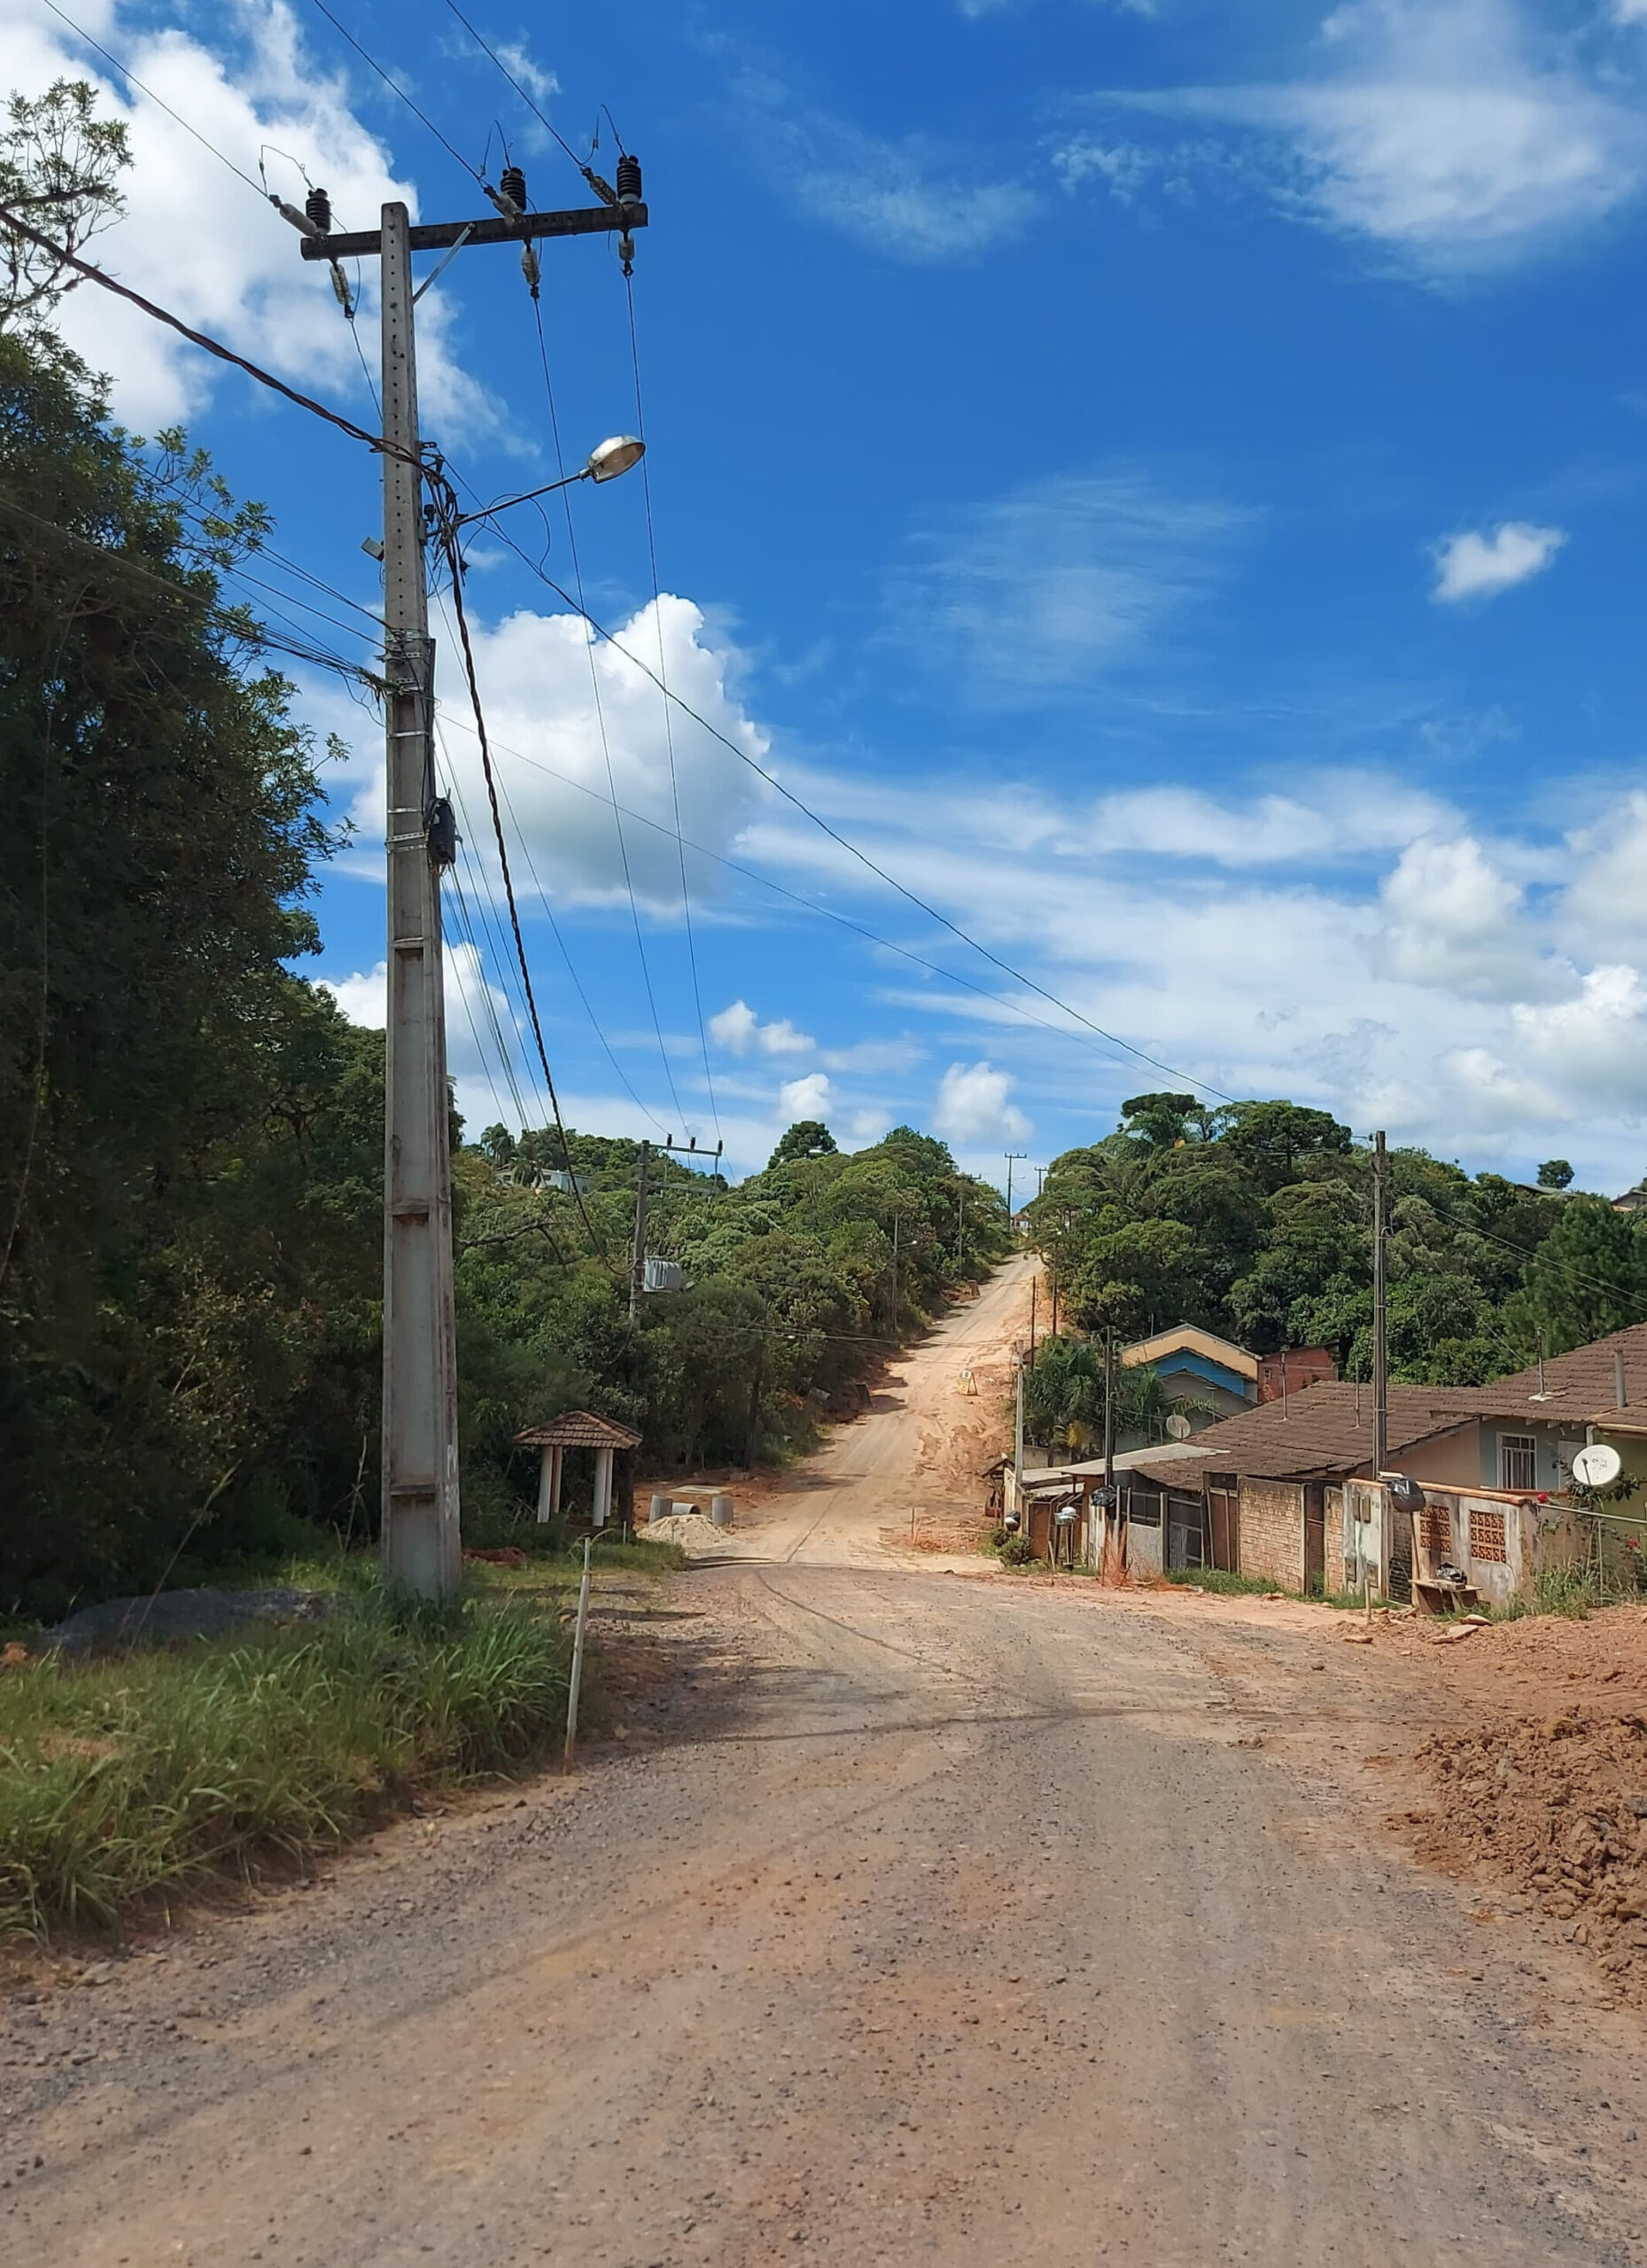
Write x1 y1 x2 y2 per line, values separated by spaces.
11 0 1647 1188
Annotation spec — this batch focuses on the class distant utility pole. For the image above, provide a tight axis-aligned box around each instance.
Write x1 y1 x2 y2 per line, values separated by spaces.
632 1133 723 1321
1372 1130 1388 1478
1005 1151 1027 1219
1103 1327 1116 1550
291 167 649 1600
629 1140 651 1323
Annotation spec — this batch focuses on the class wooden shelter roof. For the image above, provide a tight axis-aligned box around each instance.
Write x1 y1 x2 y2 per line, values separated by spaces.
513 1410 642 1450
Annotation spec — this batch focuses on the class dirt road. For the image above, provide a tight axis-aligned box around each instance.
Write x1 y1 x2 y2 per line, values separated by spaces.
7 1269 1647 2265
719 1249 1036 1564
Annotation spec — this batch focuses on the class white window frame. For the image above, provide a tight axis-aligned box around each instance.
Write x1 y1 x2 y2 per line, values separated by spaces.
1498 1433 1537 1493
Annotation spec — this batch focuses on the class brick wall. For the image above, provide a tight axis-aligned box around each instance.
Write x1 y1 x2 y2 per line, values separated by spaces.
1325 1484 1346 1593
1238 1477 1305 1589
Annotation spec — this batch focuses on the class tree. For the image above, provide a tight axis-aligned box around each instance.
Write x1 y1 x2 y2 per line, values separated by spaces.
1 81 128 330
1119 1092 1208 1148
0 322 343 1612
1519 1199 1647 1356
768 1118 837 1168
1537 1159 1574 1191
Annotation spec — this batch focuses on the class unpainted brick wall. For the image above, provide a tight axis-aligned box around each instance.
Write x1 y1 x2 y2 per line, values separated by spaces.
1238 1477 1305 1589
1325 1485 1346 1592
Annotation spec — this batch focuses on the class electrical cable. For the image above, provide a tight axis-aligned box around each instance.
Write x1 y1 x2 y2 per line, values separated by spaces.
462 495 1241 1107
429 597 672 1137
447 861 531 1132
0 495 381 687
436 517 610 1262
438 0 605 194
528 295 690 1130
35 0 269 198
300 0 486 185
443 867 518 1133
9 198 1233 1113
623 268 722 1148
0 206 409 462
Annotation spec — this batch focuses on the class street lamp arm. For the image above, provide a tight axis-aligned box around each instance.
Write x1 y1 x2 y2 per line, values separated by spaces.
452 433 645 528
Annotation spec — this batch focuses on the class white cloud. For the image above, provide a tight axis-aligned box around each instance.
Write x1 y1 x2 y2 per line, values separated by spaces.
1431 520 1566 603
1063 0 1647 276
933 1060 1031 1145
887 466 1255 700
3 0 486 430
735 74 1034 260
318 941 532 1134
344 594 769 906
1373 834 1540 997
778 1071 834 1122
1510 967 1647 1116
708 999 814 1056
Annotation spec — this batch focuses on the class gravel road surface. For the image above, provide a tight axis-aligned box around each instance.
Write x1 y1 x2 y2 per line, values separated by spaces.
5 1264 1647 2264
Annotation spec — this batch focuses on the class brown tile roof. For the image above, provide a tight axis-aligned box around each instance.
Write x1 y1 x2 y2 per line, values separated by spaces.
1171 1380 1480 1481
513 1410 643 1450
1454 1321 1647 1425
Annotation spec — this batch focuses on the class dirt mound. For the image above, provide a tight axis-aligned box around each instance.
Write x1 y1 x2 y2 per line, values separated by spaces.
1406 1704 1647 2000
639 1511 734 1552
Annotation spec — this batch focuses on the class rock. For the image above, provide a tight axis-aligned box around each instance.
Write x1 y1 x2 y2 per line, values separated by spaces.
43 1587 335 1655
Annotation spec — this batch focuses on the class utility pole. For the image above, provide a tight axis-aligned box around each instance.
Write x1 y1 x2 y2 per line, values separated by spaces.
1102 1327 1116 1563
628 1134 718 1322
1014 1348 1026 1495
294 169 649 1601
1005 1150 1027 1222
377 201 459 1604
629 1139 651 1323
1372 1130 1388 1479
1029 1273 1037 1364
890 1210 900 1329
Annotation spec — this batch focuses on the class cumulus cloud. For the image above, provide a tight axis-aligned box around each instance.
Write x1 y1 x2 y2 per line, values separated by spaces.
3 0 486 429
887 465 1255 701
339 594 769 906
1431 521 1566 603
319 941 529 1132
933 1060 1031 1146
708 999 814 1056
1060 0 1647 276
1373 835 1538 997
778 1071 834 1122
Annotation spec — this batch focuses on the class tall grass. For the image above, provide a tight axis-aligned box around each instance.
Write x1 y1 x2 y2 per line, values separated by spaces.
0 1584 572 1943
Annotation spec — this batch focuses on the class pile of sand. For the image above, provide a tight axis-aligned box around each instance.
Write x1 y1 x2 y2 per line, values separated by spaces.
638 1511 736 1552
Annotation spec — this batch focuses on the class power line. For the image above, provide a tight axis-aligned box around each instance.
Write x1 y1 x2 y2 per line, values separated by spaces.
10 198 1233 1111
527 294 689 1130
437 0 599 193
429 596 673 1137
437 512 610 1262
300 0 486 186
624 269 722 1149
0 206 406 461
461 499 1240 1107
35 0 269 198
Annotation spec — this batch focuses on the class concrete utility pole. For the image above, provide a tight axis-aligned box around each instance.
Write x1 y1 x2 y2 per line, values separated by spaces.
629 1139 651 1323
296 171 649 1601
1372 1130 1388 1479
1005 1150 1027 1221
378 202 460 1604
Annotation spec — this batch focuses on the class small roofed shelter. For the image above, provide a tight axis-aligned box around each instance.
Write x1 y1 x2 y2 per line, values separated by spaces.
514 1411 643 1529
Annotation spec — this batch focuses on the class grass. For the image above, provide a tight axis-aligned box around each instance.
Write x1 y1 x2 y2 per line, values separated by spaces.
0 1575 577 1945
1164 1567 1274 1596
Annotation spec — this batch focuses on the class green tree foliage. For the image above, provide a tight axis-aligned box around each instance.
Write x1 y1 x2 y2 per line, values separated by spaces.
1 80 128 331
1022 1333 1206 1456
768 1118 837 1167
1031 1099 1587 1387
1537 1158 1574 1191
0 322 375 1615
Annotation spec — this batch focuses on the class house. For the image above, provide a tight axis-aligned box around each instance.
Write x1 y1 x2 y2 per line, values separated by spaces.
1255 1346 1338 1402
1612 1184 1647 1215
1120 1324 1256 1421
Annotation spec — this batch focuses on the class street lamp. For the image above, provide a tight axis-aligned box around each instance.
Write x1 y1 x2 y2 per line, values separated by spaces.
454 435 645 526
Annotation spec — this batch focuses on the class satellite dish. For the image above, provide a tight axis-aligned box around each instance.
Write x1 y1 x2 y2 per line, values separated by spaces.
1166 1413 1193 1441
1572 1441 1622 1489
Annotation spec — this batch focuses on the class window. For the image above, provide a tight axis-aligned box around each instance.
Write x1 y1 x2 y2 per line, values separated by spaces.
1498 1433 1537 1493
